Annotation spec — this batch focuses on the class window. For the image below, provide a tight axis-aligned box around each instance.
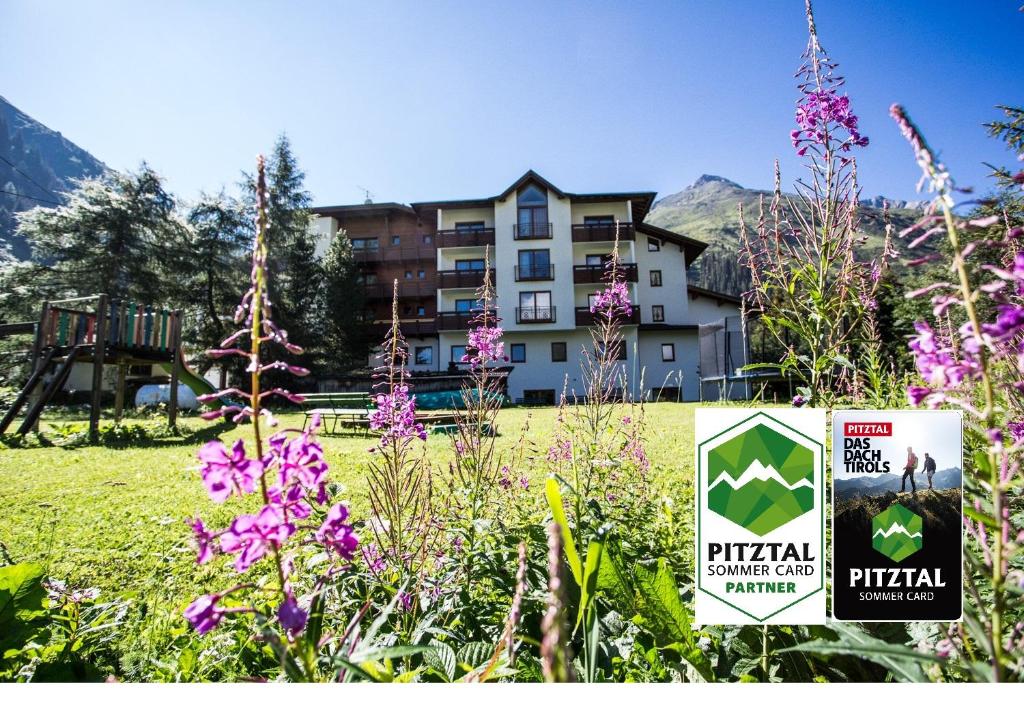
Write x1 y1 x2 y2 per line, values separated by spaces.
652 305 665 322
402 305 412 316
414 346 433 366
455 221 486 232
454 298 478 313
650 270 663 287
356 272 378 285
517 184 548 237
519 291 552 321
587 292 599 309
518 249 552 280
583 215 615 225
551 341 567 362
661 343 675 361
456 258 485 271
585 254 606 266
422 234 432 244
418 270 425 279
391 235 401 245
597 341 627 361
510 343 526 363
417 306 426 316
351 237 378 250
648 237 661 252
451 345 467 363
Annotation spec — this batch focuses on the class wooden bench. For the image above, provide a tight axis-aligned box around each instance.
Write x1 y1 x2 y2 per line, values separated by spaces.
298 392 373 435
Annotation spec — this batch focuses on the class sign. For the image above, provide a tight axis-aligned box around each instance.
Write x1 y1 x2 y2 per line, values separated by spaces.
831 410 963 622
695 408 826 624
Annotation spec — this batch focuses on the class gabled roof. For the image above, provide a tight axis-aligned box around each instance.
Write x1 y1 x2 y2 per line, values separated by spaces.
636 222 708 266
410 170 657 221
686 284 743 306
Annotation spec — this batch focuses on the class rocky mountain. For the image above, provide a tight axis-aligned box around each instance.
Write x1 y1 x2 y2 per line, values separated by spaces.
834 467 962 501
646 174 925 296
0 96 107 261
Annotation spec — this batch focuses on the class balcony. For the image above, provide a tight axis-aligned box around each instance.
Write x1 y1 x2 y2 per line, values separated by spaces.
573 263 638 284
515 306 557 324
437 268 494 289
513 222 553 240
514 263 555 282
361 281 437 300
435 228 495 249
571 222 635 243
574 306 641 326
352 244 436 263
369 319 437 338
437 310 496 331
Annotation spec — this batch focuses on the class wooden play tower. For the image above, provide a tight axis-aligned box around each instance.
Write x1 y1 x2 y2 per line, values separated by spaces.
0 294 183 439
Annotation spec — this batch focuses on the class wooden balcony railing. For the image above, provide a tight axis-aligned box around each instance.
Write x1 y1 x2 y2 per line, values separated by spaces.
361 281 437 300
572 263 638 284
435 228 495 248
571 222 635 243
437 268 494 289
352 244 436 262
574 306 640 326
436 310 496 331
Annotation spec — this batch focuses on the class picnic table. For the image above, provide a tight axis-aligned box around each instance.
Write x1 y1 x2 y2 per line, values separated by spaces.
298 392 374 435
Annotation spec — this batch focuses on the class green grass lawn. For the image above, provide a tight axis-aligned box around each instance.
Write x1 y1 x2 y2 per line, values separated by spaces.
0 403 703 600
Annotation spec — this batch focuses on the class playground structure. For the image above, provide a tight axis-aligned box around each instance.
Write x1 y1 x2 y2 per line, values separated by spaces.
0 294 216 439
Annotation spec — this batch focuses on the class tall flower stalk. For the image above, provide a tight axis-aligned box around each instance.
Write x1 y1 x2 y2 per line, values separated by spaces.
740 0 888 407
365 282 435 607
446 248 508 584
184 156 357 680
893 105 1024 681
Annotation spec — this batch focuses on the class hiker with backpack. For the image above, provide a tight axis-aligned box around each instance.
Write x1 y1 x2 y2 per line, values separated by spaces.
901 446 918 494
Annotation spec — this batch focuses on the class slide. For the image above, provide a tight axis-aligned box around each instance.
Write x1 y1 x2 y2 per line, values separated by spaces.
158 351 235 408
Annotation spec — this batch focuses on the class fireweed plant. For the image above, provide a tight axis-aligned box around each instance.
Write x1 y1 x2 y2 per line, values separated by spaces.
892 106 1024 681
182 156 358 680
364 281 439 614
446 249 512 583
740 0 891 407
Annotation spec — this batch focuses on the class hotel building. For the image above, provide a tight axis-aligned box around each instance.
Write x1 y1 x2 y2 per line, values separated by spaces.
311 171 743 402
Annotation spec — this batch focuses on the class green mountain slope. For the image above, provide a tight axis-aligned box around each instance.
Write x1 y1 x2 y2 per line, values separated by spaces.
646 175 925 296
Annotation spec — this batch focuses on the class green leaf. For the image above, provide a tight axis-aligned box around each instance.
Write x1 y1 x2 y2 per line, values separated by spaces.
780 625 935 683
424 639 456 681
0 562 48 652
575 539 605 631
545 478 582 585
632 558 693 647
457 641 494 670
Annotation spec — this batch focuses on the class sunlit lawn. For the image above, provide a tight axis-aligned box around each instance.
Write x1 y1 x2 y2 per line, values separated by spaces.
0 402 709 612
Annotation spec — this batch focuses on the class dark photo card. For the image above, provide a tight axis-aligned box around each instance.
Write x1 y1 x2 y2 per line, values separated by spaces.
831 411 963 622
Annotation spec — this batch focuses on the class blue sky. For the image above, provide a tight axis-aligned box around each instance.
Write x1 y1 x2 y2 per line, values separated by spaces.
2 1 1021 206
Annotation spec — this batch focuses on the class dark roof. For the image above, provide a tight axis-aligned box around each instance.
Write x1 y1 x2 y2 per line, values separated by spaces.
686 285 743 306
636 222 708 265
311 202 417 218
638 323 699 332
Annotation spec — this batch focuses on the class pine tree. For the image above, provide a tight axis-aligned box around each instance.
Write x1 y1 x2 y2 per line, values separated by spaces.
4 164 185 309
242 135 323 387
175 191 249 374
318 228 371 375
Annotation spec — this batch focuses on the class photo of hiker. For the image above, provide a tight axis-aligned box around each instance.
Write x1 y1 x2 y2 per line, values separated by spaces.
901 446 918 494
923 452 937 490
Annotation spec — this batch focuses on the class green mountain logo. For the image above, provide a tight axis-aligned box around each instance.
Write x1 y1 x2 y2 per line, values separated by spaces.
872 503 923 562
706 422 815 535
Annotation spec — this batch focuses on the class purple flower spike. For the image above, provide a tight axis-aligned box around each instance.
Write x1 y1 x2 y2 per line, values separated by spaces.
316 503 359 559
198 439 263 502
